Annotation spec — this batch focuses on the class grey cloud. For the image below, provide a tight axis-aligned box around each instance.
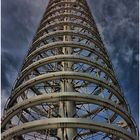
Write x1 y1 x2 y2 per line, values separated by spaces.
1 51 19 90
1 0 50 119
2 0 49 92
88 0 138 125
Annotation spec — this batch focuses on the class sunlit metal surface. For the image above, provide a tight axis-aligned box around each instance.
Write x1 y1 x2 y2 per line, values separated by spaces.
2 0 138 139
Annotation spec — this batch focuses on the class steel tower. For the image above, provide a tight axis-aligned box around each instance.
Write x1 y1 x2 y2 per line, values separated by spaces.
2 0 138 139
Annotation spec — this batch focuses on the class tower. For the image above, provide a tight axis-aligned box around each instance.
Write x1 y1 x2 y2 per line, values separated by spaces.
2 0 138 139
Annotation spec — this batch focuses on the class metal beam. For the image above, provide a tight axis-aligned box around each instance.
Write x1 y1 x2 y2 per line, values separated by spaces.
2 92 135 134
8 71 126 108
2 118 137 140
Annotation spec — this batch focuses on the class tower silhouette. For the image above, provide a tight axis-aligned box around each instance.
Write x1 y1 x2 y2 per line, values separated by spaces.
2 0 138 140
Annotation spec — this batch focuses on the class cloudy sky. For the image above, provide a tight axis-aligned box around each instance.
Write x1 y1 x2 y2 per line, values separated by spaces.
2 0 139 127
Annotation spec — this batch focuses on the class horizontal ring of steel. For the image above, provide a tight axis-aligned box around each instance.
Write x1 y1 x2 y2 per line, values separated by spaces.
39 15 97 37
2 118 137 140
21 42 115 84
44 7 90 23
40 13 96 31
47 0 89 11
26 42 110 69
49 0 87 5
36 21 101 42
37 18 96 34
32 31 103 52
2 92 136 134
44 4 90 18
8 71 127 108
45 1 89 16
17 55 116 86
38 20 97 36
44 7 92 23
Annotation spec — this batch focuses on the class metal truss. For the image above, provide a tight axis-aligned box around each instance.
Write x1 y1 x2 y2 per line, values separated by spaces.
2 0 138 140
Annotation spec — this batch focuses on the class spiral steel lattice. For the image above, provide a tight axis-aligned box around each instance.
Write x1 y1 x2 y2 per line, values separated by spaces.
2 0 138 140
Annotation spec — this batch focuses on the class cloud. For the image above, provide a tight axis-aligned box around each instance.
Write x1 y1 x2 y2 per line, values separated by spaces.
1 51 19 89
122 47 133 63
87 0 138 126
1 0 49 90
1 0 49 115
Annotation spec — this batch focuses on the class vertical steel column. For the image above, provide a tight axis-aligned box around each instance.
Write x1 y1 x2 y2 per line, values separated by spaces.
58 0 76 139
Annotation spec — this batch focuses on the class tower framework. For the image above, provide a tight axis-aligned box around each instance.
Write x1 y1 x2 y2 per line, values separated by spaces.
2 0 138 139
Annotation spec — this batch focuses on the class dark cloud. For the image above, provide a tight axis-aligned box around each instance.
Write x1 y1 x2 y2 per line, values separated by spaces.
1 0 49 115
2 0 138 126
2 0 49 90
88 0 139 126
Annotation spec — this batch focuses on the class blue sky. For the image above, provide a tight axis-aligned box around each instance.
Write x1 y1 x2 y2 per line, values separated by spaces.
1 0 139 128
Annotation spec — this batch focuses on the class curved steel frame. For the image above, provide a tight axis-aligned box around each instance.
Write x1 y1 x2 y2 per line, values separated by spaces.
2 118 136 140
2 0 138 140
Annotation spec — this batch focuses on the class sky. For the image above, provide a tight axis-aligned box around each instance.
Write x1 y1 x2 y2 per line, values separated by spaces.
1 0 139 128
